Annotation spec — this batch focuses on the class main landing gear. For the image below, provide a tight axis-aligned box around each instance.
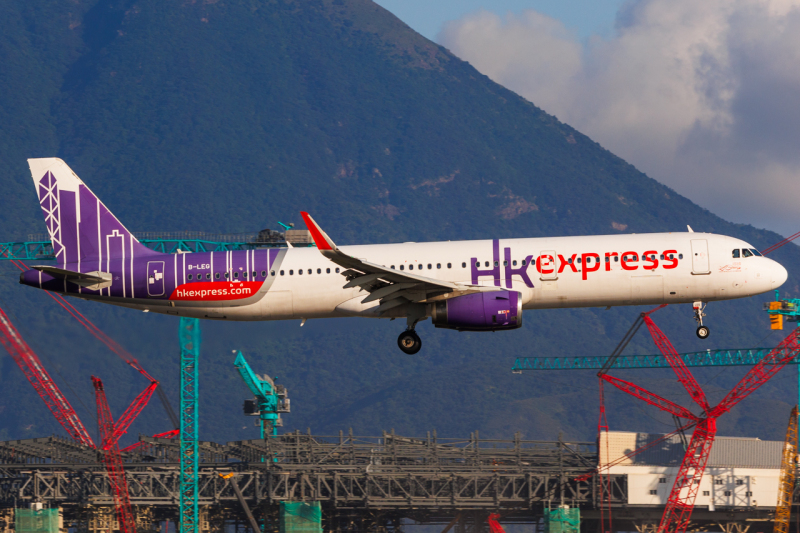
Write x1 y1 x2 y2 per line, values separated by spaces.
398 313 425 355
693 301 710 339
397 330 422 354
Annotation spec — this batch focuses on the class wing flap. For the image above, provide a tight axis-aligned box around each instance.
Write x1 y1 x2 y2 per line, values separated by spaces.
301 211 502 315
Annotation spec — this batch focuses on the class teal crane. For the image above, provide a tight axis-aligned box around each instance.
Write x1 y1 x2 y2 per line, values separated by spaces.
179 318 200 533
233 351 289 439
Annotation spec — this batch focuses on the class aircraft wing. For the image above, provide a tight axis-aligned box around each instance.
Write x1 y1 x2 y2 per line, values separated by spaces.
301 212 501 314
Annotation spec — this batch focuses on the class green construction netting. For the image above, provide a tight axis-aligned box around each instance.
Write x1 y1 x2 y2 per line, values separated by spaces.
279 502 322 533
15 509 60 533
544 507 580 533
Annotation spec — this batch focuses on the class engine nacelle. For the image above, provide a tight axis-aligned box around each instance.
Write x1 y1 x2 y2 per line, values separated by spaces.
431 291 523 331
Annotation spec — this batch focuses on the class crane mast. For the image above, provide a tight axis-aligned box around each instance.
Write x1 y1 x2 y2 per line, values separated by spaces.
92 376 137 533
773 406 798 533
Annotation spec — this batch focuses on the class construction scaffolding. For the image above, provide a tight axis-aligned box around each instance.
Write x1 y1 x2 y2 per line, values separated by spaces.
0 430 793 533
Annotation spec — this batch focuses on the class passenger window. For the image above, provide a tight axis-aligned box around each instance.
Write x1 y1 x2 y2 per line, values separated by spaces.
280 270 284 276
660 255 664 260
409 265 414 270
437 263 441 269
298 269 303 275
206 273 211 280
485 261 489 267
224 272 229 279
751 249 762 257
614 257 619 262
317 268 321 274
390 265 395 269
244 272 248 279
335 268 340 273
732 249 740 258
400 265 405 270
678 254 683 259
188 274 193 280
521 259 526 266
428 264 432 269
215 273 220 280
577 258 582 264
462 262 467 268
503 260 508 266
742 249 753 258
448 263 452 269
494 261 498 267
327 268 331 273
568 258 573 264
290 270 294 275
512 260 517 266
234 272 239 279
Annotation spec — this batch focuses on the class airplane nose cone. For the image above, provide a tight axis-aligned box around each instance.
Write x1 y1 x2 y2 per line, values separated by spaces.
772 262 788 289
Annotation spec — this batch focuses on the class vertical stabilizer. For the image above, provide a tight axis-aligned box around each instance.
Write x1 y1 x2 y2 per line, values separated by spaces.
27 158 156 267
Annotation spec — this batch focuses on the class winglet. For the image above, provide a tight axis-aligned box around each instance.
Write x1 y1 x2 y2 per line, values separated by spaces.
300 212 337 251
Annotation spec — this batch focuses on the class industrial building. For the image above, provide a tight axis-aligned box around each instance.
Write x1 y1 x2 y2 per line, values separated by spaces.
602 431 783 510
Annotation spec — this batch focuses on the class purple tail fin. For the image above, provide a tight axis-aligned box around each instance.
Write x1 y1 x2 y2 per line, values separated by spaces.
27 158 156 266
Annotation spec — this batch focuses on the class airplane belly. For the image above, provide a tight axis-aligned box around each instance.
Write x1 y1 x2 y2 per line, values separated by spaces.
631 275 664 304
258 290 294 319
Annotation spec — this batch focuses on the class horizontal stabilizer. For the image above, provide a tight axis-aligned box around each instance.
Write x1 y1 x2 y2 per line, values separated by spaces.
32 266 113 291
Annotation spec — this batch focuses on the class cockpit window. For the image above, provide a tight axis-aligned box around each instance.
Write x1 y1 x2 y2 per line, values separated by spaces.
750 249 763 257
742 249 753 258
732 249 740 258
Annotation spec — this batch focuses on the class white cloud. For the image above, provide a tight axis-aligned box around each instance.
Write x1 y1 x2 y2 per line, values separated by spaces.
438 1 800 236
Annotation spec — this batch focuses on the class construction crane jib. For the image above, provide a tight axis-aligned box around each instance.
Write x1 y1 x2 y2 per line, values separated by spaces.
233 351 290 439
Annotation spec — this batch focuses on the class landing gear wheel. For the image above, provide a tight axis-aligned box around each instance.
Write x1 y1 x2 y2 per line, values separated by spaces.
696 326 710 339
397 330 422 354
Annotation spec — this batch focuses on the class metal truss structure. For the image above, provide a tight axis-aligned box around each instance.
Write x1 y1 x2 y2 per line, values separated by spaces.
179 318 201 533
512 348 797 372
0 432 794 532
0 232 314 261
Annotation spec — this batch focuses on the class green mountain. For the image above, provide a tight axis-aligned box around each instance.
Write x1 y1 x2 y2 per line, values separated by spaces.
0 0 797 446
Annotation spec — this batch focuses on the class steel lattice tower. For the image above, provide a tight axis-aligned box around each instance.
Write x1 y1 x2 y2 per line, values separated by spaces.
179 318 200 533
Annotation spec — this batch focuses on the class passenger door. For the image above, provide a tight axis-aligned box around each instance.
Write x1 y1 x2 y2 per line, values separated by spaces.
691 240 710 274
147 261 165 296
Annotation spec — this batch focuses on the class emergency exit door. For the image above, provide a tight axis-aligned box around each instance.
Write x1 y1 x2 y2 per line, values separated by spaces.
538 251 558 280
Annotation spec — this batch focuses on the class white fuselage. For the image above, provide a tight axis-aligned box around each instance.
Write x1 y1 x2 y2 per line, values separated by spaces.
130 232 785 321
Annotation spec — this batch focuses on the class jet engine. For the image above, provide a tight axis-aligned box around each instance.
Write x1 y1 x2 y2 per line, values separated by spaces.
431 291 523 331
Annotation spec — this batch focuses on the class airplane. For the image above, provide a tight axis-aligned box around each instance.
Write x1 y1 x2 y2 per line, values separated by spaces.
20 158 788 354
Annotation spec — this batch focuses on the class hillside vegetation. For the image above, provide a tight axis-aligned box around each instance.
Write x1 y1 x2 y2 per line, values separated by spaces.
0 0 797 445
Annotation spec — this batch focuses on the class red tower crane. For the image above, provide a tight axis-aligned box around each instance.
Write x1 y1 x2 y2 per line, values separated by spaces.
93 376 138 533
0 306 94 447
599 313 800 533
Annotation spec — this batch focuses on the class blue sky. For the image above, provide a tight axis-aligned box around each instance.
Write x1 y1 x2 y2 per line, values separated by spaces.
373 0 626 42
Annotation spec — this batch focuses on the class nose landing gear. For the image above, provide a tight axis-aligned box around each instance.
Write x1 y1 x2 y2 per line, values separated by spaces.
693 301 710 339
